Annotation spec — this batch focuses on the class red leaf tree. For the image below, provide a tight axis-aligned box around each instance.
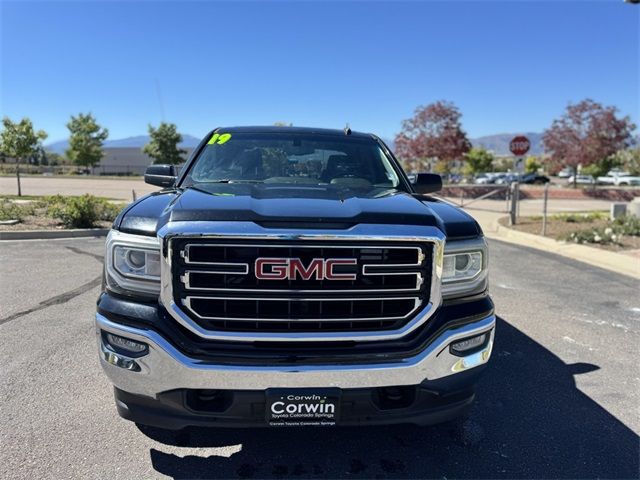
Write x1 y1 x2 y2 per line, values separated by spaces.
543 99 636 184
394 101 471 173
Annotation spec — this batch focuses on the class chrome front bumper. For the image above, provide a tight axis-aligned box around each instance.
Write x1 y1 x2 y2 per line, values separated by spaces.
96 313 495 397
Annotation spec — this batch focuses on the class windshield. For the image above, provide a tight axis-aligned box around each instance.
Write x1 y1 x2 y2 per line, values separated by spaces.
183 132 401 189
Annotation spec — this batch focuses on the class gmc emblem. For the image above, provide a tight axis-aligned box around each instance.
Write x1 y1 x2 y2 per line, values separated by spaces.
255 258 357 281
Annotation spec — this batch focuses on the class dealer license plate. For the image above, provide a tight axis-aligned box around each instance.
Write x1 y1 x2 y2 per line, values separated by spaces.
266 389 340 427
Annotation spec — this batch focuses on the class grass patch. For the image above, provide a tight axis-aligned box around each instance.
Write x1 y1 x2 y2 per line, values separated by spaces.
551 211 608 223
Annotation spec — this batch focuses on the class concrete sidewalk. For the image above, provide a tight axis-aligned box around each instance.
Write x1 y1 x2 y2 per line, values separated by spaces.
459 200 640 280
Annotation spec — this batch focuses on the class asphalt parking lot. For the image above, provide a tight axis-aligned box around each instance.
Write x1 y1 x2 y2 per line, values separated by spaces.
1 237 638 479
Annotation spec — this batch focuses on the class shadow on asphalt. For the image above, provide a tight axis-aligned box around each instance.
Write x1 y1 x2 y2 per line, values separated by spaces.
141 317 639 479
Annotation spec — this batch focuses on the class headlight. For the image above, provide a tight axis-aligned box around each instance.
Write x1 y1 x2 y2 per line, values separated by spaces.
441 239 488 299
113 246 161 279
443 251 483 282
105 230 161 296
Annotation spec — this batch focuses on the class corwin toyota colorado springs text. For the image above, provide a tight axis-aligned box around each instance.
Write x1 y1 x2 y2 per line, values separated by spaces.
96 126 494 429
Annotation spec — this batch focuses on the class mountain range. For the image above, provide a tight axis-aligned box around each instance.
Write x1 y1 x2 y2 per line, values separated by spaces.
45 134 202 154
470 132 544 156
45 132 545 156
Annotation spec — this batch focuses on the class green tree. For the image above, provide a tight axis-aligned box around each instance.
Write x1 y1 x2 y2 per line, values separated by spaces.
462 147 494 176
66 113 109 168
525 156 542 173
607 148 640 176
142 122 186 165
580 154 624 178
433 159 451 175
0 117 48 196
493 157 514 172
44 151 63 166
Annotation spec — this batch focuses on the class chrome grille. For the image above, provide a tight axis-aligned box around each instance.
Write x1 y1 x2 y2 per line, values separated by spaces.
170 240 432 333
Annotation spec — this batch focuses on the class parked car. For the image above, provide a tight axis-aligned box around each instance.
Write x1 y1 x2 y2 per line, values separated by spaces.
96 126 494 431
473 174 492 184
495 173 519 185
474 172 507 184
493 173 549 185
557 167 574 178
597 172 640 186
520 173 550 185
567 174 595 185
607 168 629 177
447 173 463 184
615 176 640 186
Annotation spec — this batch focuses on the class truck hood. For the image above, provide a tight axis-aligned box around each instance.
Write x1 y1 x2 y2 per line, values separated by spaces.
116 184 481 239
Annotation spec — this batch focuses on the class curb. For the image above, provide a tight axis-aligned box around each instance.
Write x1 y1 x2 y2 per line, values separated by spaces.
487 218 640 280
0 228 109 241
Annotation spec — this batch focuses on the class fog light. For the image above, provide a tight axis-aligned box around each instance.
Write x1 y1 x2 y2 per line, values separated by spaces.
103 349 141 372
105 333 148 354
450 333 487 356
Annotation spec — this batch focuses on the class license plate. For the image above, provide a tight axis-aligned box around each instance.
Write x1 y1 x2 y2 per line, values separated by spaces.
266 388 340 427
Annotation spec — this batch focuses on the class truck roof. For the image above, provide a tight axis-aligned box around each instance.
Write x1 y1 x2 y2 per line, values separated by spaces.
212 125 374 139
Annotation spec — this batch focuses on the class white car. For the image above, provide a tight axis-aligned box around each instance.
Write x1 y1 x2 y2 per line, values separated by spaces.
567 174 595 185
473 172 506 184
607 168 629 177
473 175 492 184
557 168 573 178
596 175 616 185
597 173 640 186
614 175 640 186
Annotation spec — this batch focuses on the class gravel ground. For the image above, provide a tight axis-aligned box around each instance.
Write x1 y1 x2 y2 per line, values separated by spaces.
0 238 638 479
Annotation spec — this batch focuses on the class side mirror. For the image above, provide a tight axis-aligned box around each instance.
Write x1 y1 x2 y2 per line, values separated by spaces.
144 164 177 187
411 173 442 194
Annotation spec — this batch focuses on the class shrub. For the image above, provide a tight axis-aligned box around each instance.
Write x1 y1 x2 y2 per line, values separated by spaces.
613 215 640 236
0 199 36 222
43 194 121 228
565 227 621 245
562 215 639 245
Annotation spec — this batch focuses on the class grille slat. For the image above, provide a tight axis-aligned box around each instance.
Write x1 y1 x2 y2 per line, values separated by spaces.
172 240 432 333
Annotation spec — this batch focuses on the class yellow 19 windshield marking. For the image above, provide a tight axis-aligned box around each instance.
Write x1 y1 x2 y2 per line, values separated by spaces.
208 133 232 145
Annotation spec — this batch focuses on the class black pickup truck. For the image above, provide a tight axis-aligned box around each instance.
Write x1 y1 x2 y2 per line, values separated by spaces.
96 126 494 429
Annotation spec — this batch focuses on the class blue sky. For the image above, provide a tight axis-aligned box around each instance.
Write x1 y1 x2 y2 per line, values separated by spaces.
1 1 638 143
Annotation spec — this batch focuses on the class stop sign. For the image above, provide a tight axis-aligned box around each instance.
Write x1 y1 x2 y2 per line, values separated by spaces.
510 136 530 156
